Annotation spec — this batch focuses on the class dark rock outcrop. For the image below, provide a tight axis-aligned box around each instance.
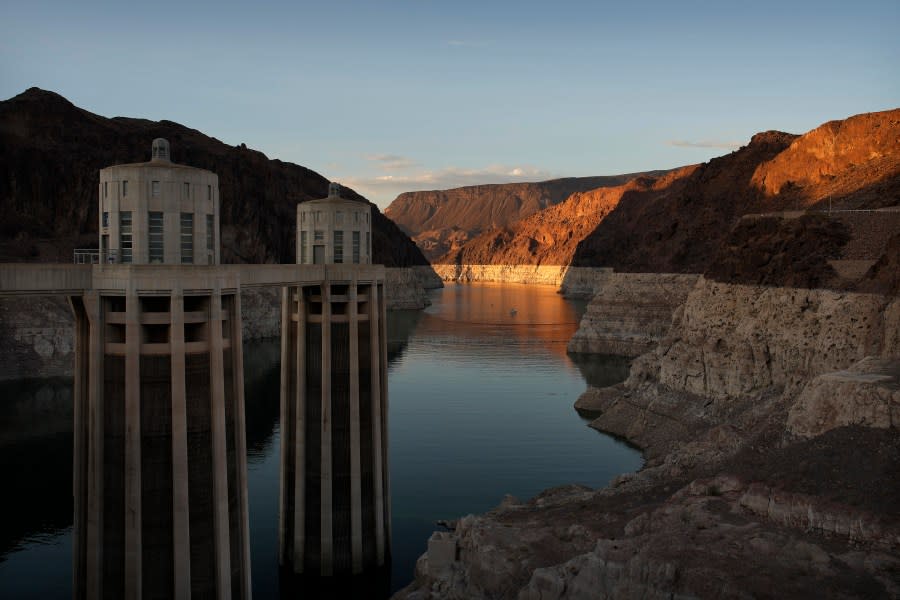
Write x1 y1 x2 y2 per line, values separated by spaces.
704 214 851 289
859 232 900 296
0 87 429 267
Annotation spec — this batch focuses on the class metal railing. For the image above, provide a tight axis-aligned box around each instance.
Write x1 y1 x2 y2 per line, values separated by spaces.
73 249 119 264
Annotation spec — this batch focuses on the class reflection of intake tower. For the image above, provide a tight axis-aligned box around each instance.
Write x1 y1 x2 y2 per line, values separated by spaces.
72 140 251 599
279 184 390 575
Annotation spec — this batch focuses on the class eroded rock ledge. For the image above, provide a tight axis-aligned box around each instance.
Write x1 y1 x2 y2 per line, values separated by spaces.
567 273 699 356
396 278 900 599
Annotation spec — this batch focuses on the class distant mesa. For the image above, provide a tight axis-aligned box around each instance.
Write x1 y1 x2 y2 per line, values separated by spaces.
384 173 668 262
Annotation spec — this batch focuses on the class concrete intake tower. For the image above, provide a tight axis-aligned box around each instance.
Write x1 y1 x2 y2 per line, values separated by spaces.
279 183 391 576
72 140 251 599
0 142 391 597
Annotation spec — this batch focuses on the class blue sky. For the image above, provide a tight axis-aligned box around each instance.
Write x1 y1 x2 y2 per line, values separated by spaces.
2 0 898 208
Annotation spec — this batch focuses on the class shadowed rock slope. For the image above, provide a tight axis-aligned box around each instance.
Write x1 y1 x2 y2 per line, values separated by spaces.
572 108 900 273
384 172 666 261
0 87 428 266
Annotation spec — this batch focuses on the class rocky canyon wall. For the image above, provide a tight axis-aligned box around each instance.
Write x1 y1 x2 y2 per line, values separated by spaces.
649 278 899 400
0 296 74 380
384 266 445 310
575 277 900 457
567 273 699 356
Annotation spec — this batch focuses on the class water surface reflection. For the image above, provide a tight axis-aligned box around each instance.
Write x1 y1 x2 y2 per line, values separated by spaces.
0 283 641 598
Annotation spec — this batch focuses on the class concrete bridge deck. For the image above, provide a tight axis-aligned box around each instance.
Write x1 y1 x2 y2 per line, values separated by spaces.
0 263 386 296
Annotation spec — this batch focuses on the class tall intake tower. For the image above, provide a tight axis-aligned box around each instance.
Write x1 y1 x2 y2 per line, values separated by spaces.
279 183 390 576
72 140 251 599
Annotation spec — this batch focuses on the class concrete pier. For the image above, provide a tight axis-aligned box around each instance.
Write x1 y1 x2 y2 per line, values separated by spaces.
0 261 390 593
279 184 389 576
61 268 250 599
278 270 390 575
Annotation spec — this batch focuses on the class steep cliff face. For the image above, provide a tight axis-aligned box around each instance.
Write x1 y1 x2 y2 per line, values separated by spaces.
572 111 900 273
648 278 899 401
384 173 665 261
574 279 899 476
751 109 900 206
440 176 667 266
571 131 798 271
567 273 699 356
384 266 445 310
0 87 429 267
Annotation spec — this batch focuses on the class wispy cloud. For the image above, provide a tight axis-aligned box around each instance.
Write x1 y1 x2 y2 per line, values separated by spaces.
355 164 555 189
364 153 419 170
667 139 742 150
342 164 558 208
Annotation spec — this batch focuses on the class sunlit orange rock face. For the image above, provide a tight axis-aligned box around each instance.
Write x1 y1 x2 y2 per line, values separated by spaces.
441 171 697 267
385 173 666 261
751 109 900 206
430 108 900 279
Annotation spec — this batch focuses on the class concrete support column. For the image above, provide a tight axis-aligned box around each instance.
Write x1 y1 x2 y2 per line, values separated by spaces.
379 282 392 551
230 289 252 599
349 278 363 573
278 287 290 567
82 291 104 599
69 296 90 600
369 283 385 564
293 286 307 573
320 281 333 575
124 291 142 599
209 288 232 599
170 291 191 600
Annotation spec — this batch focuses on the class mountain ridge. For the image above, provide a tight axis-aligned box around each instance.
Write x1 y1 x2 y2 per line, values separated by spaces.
384 172 669 261
437 109 900 286
0 87 428 267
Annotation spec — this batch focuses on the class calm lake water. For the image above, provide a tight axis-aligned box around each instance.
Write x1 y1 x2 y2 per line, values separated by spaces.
0 282 642 598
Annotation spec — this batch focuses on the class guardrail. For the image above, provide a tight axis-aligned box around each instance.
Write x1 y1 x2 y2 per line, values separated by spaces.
73 249 119 264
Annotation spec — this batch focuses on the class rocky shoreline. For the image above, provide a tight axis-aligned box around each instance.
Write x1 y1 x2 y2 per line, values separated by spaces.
429 263 642 300
395 275 900 599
